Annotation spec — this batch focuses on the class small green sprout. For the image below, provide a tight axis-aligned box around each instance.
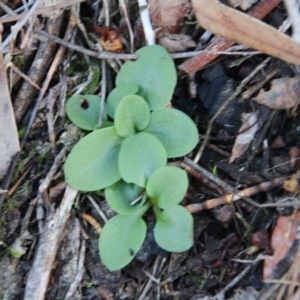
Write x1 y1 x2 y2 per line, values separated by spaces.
64 45 199 271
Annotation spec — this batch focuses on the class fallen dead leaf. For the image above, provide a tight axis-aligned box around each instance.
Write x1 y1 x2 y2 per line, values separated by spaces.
84 24 124 53
229 111 260 163
100 28 124 53
191 0 300 65
159 34 196 52
263 211 300 279
0 55 20 179
228 0 259 11
253 77 300 110
149 0 191 34
179 0 281 73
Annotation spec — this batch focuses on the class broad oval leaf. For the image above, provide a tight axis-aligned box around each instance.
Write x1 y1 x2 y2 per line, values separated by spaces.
119 132 167 187
115 95 151 137
154 205 193 252
66 95 102 130
64 127 122 191
145 108 198 158
105 180 145 215
116 45 176 110
99 214 147 271
106 83 140 118
146 166 188 209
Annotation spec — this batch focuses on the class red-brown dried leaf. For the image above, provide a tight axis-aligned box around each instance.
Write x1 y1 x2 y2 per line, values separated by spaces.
263 211 300 279
100 28 124 53
253 77 300 110
84 24 124 53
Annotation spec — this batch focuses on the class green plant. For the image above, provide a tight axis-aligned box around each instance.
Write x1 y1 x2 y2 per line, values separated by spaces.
64 45 198 271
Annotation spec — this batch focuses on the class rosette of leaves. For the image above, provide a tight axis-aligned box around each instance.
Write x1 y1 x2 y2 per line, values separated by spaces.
64 45 199 271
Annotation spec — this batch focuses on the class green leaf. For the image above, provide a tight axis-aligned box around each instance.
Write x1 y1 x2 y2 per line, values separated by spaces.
99 214 147 271
116 45 176 110
119 132 167 187
115 95 151 137
66 95 102 130
146 166 188 209
105 180 145 215
145 108 198 158
154 205 193 252
106 83 140 118
64 127 123 191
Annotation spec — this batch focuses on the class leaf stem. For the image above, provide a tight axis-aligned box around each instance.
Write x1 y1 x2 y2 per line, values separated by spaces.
136 201 152 218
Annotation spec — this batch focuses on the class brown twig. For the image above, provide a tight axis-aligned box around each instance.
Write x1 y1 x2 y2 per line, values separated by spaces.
7 162 34 197
179 0 282 73
185 170 300 213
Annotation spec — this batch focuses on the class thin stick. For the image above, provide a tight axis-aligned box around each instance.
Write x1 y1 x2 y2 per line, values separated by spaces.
98 59 107 127
0 0 85 24
8 62 41 90
102 0 110 27
214 258 261 299
34 29 242 59
138 257 161 300
193 57 271 163
46 89 57 153
283 0 300 43
86 195 108 223
0 0 42 52
119 0 135 53
0 1 17 15
138 0 155 45
241 66 279 99
7 162 34 197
